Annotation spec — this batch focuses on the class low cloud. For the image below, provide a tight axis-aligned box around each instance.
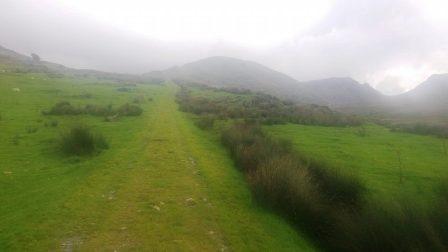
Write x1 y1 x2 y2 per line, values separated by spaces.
1 0 447 94
266 0 448 93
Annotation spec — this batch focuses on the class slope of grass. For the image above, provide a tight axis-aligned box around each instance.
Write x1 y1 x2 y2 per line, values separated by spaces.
0 74 313 251
265 123 448 204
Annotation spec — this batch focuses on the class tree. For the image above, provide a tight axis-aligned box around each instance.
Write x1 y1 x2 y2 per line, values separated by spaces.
31 53 40 62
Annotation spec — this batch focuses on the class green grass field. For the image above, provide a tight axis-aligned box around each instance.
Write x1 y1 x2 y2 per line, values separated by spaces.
0 73 313 251
265 124 448 204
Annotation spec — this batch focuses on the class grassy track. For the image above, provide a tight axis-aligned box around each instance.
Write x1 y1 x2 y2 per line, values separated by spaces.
266 124 448 204
0 75 313 250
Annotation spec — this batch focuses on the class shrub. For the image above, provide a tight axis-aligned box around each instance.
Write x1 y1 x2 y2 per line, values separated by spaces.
84 104 114 116
44 120 59 127
194 115 215 130
355 126 368 137
176 86 363 127
59 125 108 156
221 122 448 251
133 95 146 104
26 126 38 134
50 120 59 127
43 102 143 118
117 103 143 116
43 101 81 115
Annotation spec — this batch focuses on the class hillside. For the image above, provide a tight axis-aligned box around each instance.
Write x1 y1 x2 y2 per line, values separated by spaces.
146 56 302 96
147 56 386 108
0 45 153 83
393 74 448 113
148 56 448 115
299 77 384 107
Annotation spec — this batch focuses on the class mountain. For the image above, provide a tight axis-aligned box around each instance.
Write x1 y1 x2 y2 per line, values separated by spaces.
147 56 385 108
149 56 448 113
392 74 448 113
147 56 301 96
299 78 384 108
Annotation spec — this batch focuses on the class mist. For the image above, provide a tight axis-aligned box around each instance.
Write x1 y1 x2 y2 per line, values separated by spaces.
1 0 448 94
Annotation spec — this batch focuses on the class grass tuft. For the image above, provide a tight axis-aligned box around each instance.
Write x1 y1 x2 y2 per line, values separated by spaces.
59 125 109 156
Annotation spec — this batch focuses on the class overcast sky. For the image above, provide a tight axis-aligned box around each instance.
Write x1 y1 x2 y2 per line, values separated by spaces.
1 0 447 94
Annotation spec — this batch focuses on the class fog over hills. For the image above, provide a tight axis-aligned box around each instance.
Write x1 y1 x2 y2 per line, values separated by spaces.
147 55 448 111
2 0 448 94
148 56 300 95
2 43 447 113
393 74 448 113
147 56 387 108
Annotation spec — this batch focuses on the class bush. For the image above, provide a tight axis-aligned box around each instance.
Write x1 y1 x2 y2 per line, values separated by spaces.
194 115 215 130
43 101 81 115
221 122 448 251
176 86 363 127
59 125 108 156
133 95 146 104
44 120 59 127
43 102 143 118
117 103 143 116
26 126 38 134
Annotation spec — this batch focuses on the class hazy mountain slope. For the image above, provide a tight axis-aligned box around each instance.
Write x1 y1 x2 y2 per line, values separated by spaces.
299 77 384 107
393 74 448 113
147 56 302 95
149 56 385 107
0 45 30 61
0 44 148 83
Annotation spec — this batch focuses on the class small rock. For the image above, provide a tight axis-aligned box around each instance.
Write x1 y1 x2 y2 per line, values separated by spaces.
185 198 196 206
